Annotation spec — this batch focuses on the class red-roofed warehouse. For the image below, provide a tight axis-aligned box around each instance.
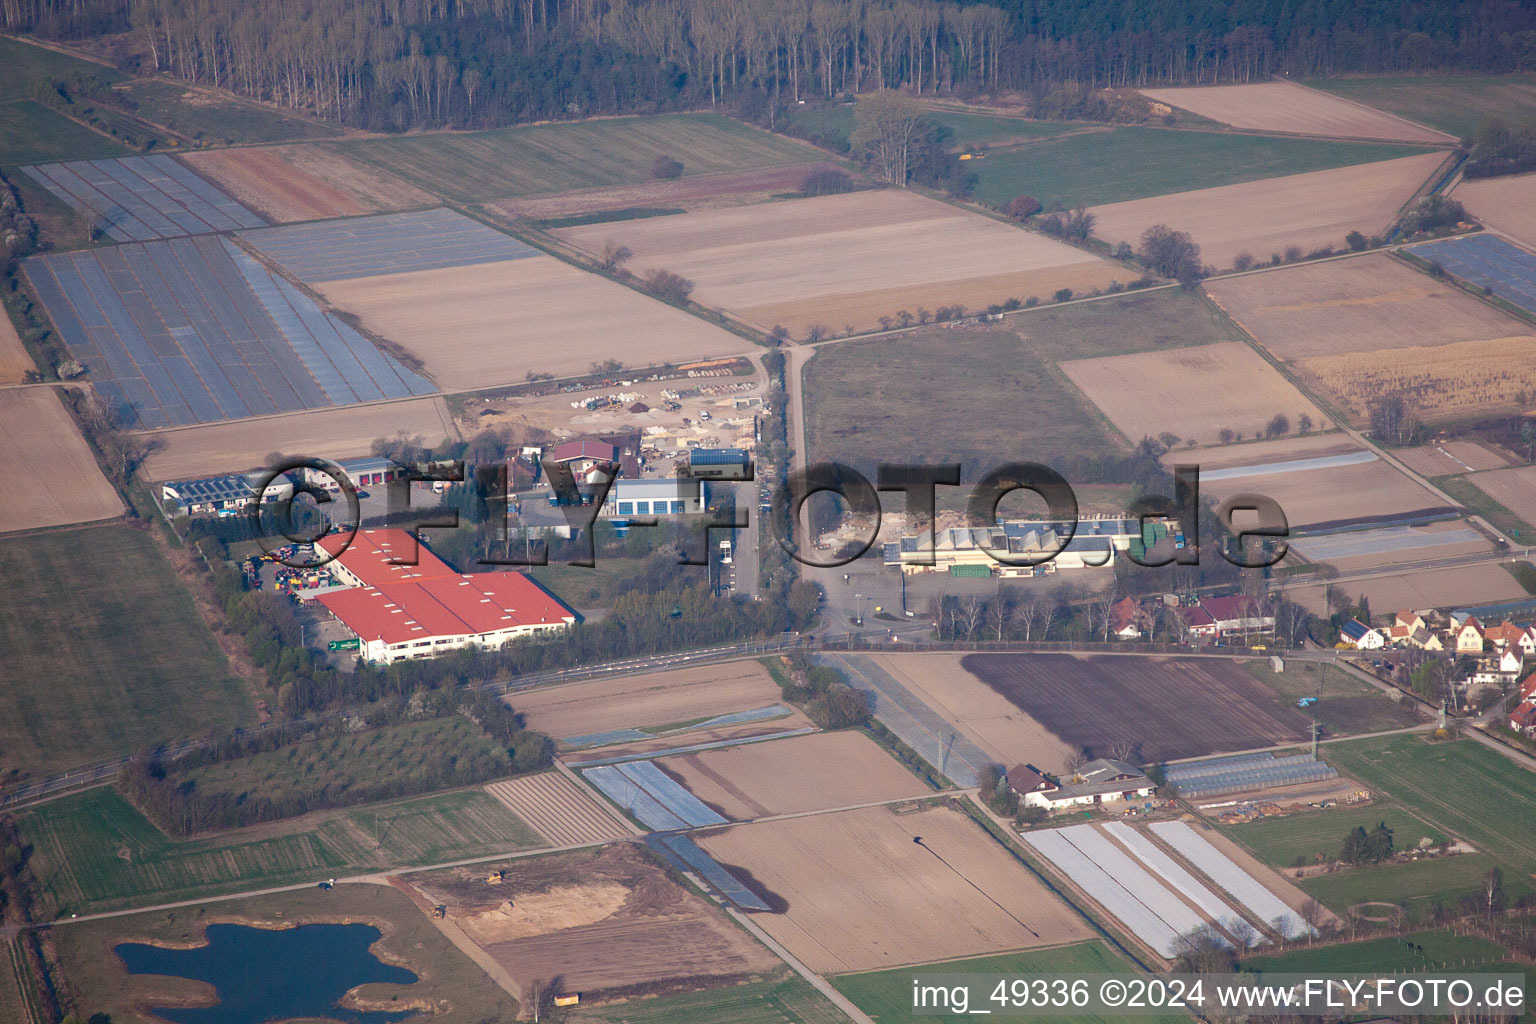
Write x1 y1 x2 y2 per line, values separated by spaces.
315 528 576 663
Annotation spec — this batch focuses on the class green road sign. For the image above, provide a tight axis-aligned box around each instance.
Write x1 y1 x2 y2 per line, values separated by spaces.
328 638 361 651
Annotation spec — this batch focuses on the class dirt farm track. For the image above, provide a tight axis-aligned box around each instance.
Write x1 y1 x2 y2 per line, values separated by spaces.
961 653 1315 763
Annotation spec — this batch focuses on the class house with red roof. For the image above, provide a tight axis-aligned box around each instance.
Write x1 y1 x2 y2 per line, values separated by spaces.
315 528 576 664
1510 701 1536 737
1198 595 1274 636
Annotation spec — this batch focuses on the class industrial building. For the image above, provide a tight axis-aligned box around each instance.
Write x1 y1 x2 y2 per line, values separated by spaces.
602 477 705 518
883 517 1148 576
687 447 753 480
314 528 576 664
160 472 295 516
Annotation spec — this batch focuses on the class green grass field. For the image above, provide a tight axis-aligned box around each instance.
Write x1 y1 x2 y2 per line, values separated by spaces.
181 716 512 810
18 785 542 916
1307 74 1536 140
337 112 823 202
804 288 1243 487
1224 805 1446 869
0 99 130 167
0 526 252 780
115 78 338 144
1263 734 1536 913
570 974 848 1024
967 127 1435 209
832 942 1189 1024
0 35 120 102
53 883 523 1024
1243 661 1422 735
1299 851 1516 914
1323 736 1536 874
1242 929 1510 974
786 103 1078 150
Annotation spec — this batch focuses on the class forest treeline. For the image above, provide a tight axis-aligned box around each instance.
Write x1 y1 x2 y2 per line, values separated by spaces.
3 0 1534 131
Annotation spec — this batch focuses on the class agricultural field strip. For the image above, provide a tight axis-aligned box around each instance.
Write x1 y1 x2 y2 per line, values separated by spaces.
1100 822 1254 940
649 833 771 911
482 774 630 847
565 728 817 768
563 729 651 749
1408 234 1536 316
23 236 433 429
0 390 124 534
1021 827 1186 957
829 654 991 787
22 155 266 241
1453 173 1536 251
1289 525 1485 561
1060 825 1217 942
1148 823 1310 939
1137 82 1454 143
1203 451 1378 481
562 705 791 749
581 761 726 830
239 207 540 281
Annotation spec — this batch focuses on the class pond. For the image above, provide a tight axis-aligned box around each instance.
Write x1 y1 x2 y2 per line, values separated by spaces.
115 922 421 1024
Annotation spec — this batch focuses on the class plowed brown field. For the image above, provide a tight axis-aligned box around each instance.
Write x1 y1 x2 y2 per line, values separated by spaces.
410 844 777 1001
697 804 1092 973
1139 83 1453 142
961 653 1313 763
0 389 123 532
0 312 33 383
181 145 434 222
1090 154 1445 270
511 661 786 740
1061 342 1325 445
656 731 929 820
138 397 457 481
1206 253 1531 359
554 190 1123 334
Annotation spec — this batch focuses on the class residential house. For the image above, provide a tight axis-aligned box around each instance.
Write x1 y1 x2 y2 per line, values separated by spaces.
1340 618 1385 650
1471 648 1524 687
1109 597 1144 640
1510 702 1536 737
1482 621 1526 651
1453 617 1485 654
1013 759 1156 809
1394 611 1427 633
1407 627 1444 652
1006 764 1061 805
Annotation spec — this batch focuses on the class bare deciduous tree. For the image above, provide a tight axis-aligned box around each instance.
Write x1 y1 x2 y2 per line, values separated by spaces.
849 88 934 186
